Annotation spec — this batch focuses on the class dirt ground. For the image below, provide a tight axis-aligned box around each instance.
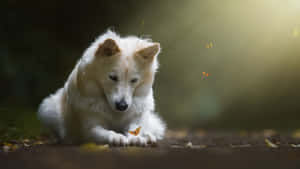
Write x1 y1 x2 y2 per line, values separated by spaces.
1 130 300 169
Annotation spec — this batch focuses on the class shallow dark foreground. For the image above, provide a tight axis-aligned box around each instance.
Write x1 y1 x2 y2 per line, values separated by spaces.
1 130 300 169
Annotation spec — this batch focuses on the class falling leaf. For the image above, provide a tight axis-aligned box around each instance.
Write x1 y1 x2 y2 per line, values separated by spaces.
265 138 279 148
80 143 110 152
128 127 142 136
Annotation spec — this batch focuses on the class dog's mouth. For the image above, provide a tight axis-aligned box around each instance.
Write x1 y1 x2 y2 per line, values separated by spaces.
112 105 130 113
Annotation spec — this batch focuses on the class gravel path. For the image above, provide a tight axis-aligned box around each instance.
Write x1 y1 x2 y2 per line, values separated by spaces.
1 130 300 169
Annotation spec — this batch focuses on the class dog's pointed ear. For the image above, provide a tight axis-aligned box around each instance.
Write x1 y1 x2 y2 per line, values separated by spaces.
134 43 160 64
95 38 120 57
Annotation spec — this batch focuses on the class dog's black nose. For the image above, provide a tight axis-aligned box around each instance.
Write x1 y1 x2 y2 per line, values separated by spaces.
115 99 128 111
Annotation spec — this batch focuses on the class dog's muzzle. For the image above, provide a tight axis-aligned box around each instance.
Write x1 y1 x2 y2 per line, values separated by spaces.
115 99 128 111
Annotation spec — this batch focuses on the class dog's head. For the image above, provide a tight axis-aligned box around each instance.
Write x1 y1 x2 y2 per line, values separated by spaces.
80 34 160 112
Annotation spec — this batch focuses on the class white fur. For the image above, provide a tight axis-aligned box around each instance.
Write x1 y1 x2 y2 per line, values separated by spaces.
38 30 166 146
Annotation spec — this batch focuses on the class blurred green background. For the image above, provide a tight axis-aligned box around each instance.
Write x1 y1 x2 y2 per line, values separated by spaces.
1 0 300 139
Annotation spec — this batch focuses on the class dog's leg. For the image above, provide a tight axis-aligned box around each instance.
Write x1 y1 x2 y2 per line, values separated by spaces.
38 88 65 139
88 126 129 146
127 112 166 146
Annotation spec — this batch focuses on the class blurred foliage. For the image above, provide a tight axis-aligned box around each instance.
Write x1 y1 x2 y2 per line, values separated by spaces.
1 0 300 130
0 108 42 141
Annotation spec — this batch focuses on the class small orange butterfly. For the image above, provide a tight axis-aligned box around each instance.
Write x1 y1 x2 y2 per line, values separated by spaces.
128 126 142 136
202 72 209 79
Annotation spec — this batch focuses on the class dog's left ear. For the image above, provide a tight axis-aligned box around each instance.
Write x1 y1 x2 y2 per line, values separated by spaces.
134 43 160 64
95 38 120 57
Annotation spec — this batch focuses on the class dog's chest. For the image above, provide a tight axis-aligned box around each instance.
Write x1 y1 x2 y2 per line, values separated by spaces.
103 112 136 133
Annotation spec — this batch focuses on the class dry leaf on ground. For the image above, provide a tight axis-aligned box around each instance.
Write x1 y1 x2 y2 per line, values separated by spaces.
265 138 279 148
80 143 110 152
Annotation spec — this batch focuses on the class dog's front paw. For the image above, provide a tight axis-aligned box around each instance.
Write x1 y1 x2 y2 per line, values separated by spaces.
142 132 157 145
128 135 147 147
108 132 128 146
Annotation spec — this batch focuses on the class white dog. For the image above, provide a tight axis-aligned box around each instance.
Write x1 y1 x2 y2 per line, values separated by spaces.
38 30 166 146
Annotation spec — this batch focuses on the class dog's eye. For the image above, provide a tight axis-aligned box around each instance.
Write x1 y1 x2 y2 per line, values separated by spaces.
130 78 138 83
109 75 118 82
